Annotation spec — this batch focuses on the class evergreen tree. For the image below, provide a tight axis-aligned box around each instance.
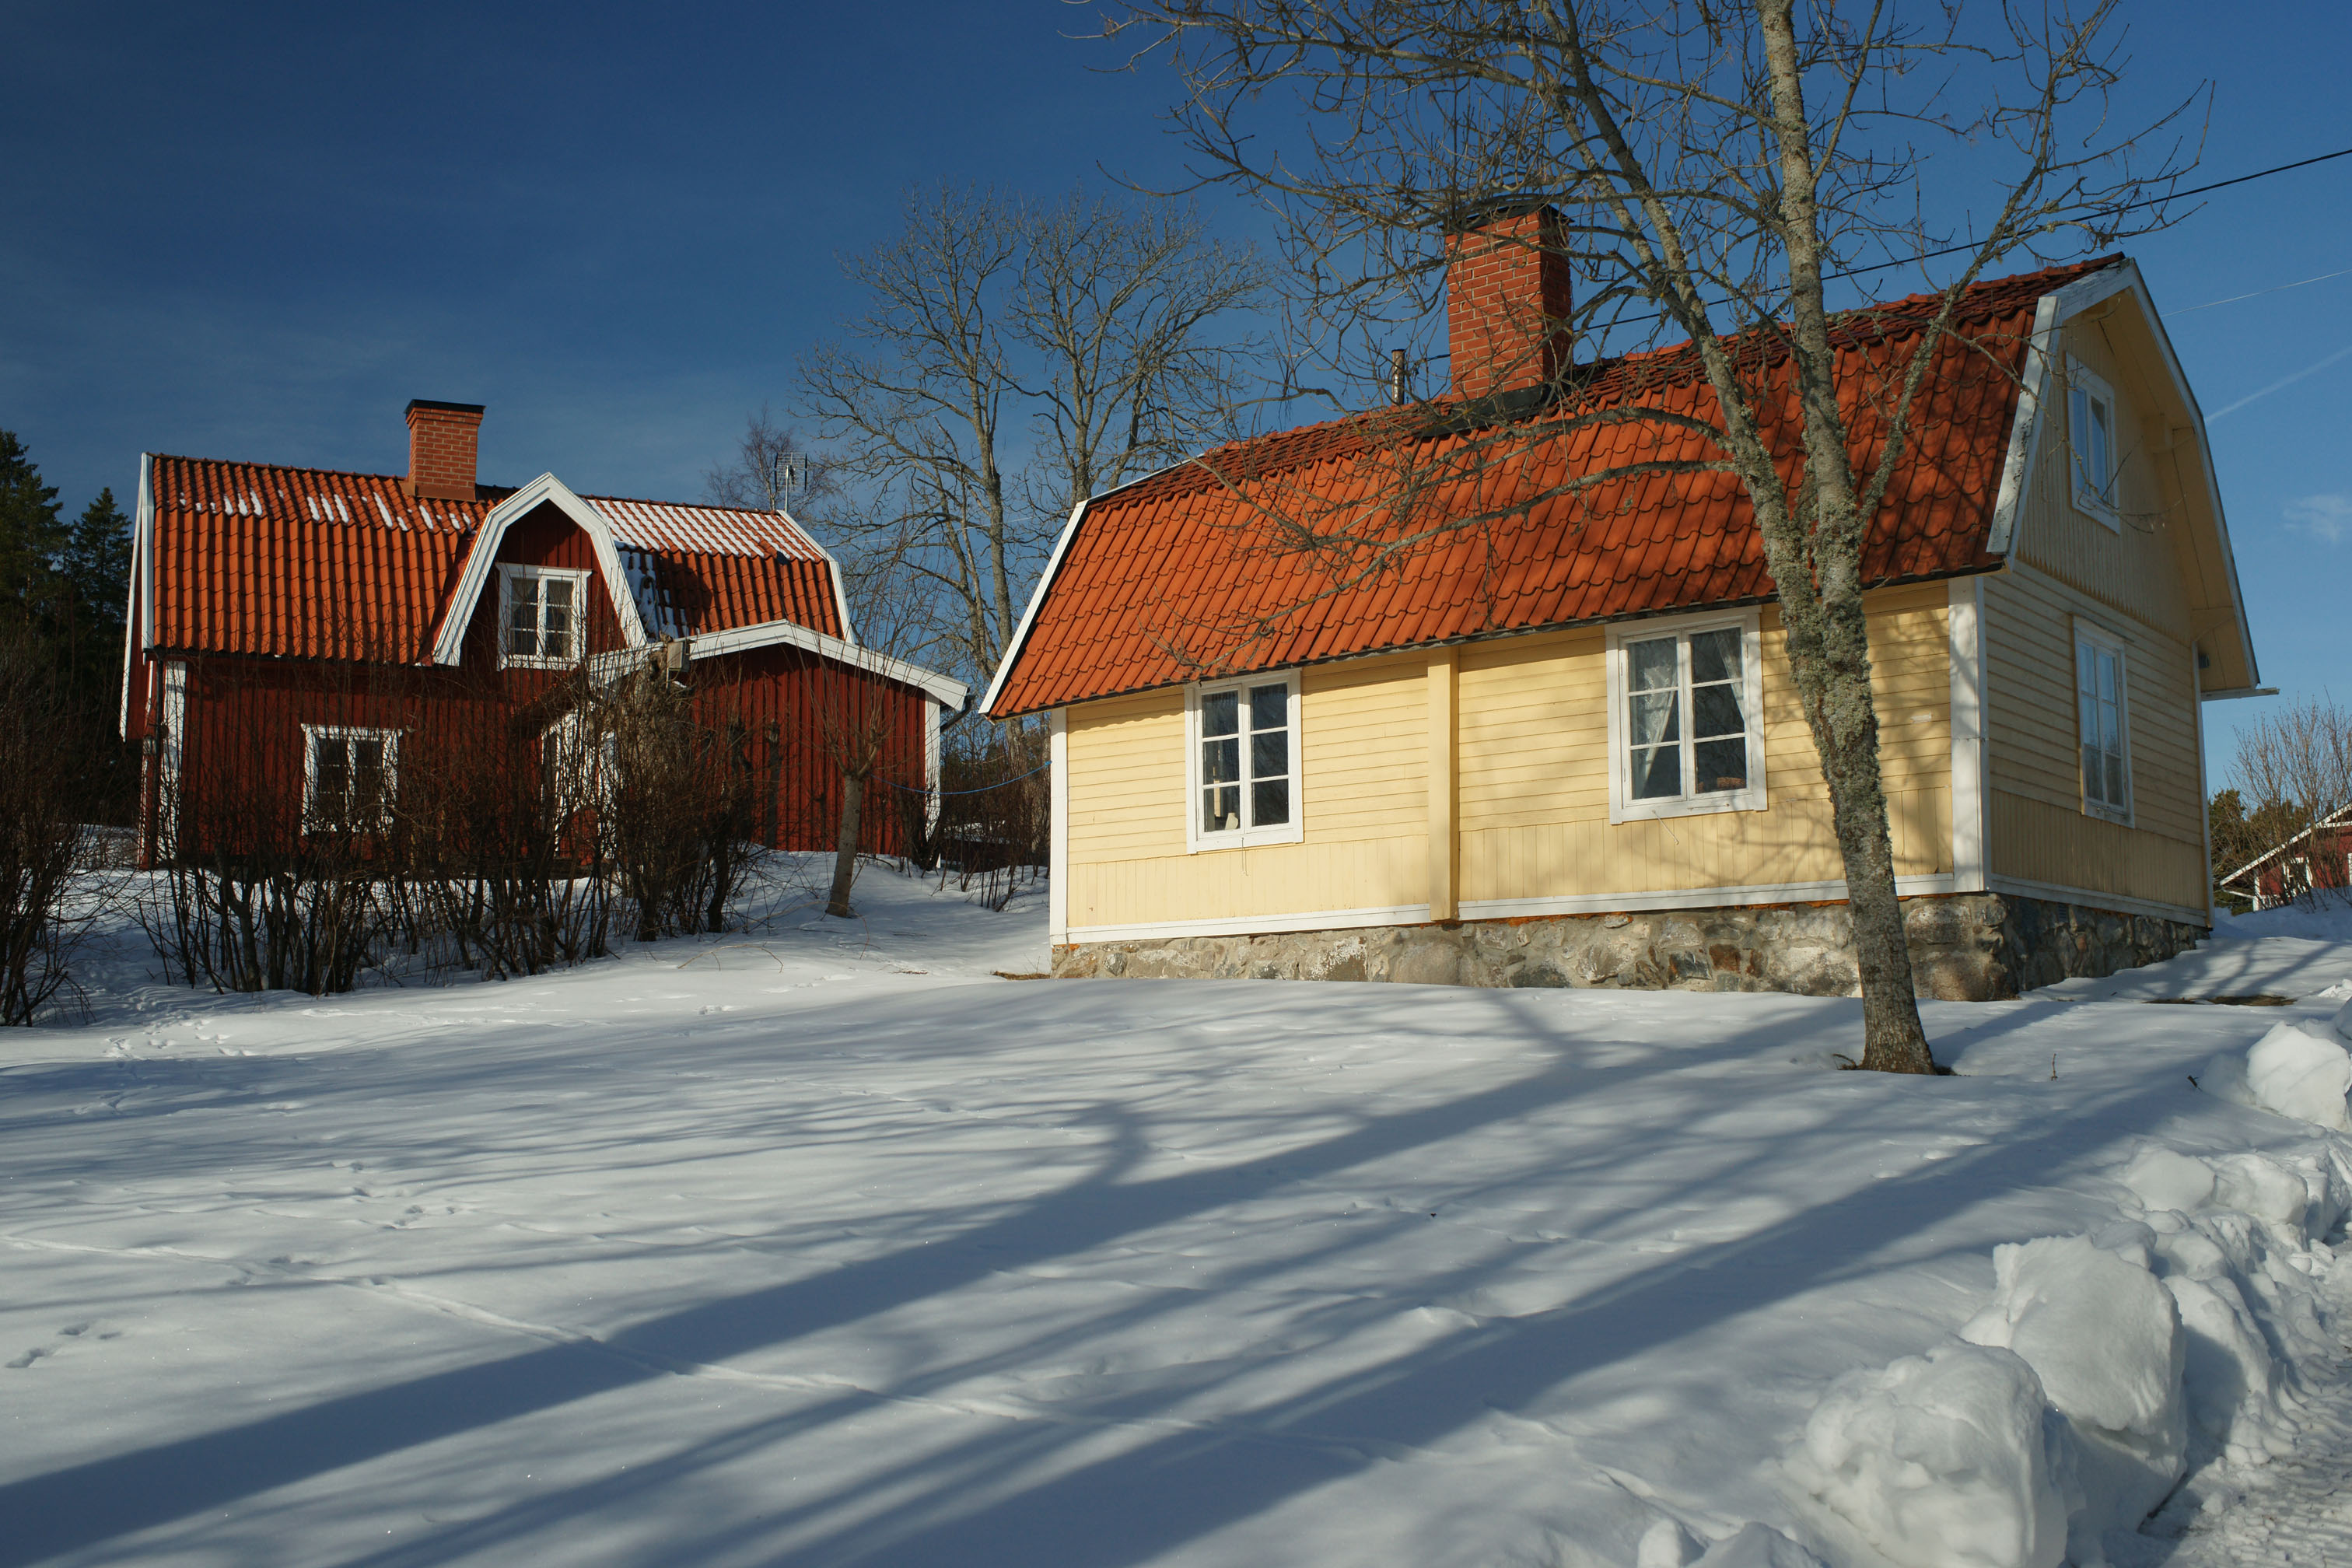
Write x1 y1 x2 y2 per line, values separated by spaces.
0 431 65 632
59 487 131 689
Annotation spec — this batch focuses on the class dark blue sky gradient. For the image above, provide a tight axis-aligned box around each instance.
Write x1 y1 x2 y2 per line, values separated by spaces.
5 1 2348 773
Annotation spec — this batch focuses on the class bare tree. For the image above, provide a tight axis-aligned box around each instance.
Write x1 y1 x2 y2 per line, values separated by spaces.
702 405 839 514
1111 0 2197 1072
800 184 1267 681
2225 695 2352 906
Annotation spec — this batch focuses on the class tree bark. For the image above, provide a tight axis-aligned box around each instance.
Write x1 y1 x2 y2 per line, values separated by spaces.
825 770 865 919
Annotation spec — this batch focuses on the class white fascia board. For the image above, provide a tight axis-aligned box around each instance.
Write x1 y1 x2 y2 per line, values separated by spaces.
120 453 153 738
1986 292 2060 557
979 453 1205 720
430 474 653 665
689 617 970 708
980 495 1091 719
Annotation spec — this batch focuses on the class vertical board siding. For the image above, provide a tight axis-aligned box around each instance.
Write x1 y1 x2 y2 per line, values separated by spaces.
2009 317 2196 640
1458 583 1952 901
1982 563 2205 910
1062 584 1954 929
1063 658 1431 928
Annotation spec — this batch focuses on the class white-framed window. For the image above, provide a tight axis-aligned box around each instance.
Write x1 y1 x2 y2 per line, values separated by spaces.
499 565 591 667
2067 356 2120 528
1185 670 1304 852
1606 610 1766 823
541 712 615 822
2074 621 2131 823
303 726 399 832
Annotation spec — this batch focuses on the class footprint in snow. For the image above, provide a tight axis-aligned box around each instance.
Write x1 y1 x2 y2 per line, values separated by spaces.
6 1347 51 1369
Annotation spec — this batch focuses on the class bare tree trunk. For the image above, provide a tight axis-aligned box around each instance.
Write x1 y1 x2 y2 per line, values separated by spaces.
826 771 864 919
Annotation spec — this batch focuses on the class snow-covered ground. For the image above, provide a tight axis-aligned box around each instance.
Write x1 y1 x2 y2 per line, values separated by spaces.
3 866 2350 1567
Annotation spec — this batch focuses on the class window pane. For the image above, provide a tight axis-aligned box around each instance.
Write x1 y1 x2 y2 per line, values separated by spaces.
1202 690 1239 737
2077 640 2094 696
2100 701 2120 756
1628 636 1678 691
545 578 574 608
2105 754 2125 808
1689 628 1741 685
1202 735 1239 785
1248 683 1286 732
1628 689 1679 749
2083 742 2102 804
1251 779 1290 827
1692 682 1745 739
1632 744 1680 800
1203 783 1240 835
1693 738 1747 793
2098 649 2119 705
1251 730 1288 780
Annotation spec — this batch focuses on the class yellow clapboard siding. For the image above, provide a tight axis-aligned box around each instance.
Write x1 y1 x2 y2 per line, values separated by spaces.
1061 584 1957 929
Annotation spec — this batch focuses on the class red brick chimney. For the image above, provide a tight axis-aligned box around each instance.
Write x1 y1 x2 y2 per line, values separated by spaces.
1446 202 1573 399
404 399 485 501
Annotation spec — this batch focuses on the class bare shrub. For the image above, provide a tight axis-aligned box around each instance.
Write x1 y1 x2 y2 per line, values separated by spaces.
593 665 761 941
0 635 97 1022
393 691 614 979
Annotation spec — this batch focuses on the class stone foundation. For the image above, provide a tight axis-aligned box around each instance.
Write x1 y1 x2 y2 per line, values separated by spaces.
1052 893 2206 1001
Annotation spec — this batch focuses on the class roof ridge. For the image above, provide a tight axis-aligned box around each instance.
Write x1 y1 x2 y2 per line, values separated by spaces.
1157 254 2121 500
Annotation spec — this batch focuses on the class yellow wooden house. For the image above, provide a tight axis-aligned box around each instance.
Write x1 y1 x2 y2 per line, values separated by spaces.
980 231 2258 999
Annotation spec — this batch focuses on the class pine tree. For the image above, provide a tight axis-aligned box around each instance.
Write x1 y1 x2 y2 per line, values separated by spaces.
58 487 131 691
0 431 65 632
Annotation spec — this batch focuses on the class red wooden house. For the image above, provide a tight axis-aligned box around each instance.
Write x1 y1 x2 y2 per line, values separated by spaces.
2219 802 2352 910
119 400 966 864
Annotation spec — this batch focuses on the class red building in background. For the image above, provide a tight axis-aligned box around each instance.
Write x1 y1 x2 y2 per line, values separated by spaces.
120 400 965 864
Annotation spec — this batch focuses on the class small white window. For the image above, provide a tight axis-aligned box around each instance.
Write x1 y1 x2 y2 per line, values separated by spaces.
2067 357 2120 528
1607 611 1766 823
2074 622 2130 823
1185 670 1303 852
542 712 615 821
303 726 399 831
500 565 591 667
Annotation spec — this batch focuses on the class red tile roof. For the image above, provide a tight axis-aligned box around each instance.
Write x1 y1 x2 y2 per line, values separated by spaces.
985 257 2115 717
145 457 843 661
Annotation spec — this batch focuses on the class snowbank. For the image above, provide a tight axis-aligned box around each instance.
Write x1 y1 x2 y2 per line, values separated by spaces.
1787 1343 2073 1568
2200 1019 2352 1131
1959 1235 2186 1542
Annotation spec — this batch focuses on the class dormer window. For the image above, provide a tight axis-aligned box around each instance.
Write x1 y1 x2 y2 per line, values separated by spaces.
500 565 590 667
2067 358 2119 528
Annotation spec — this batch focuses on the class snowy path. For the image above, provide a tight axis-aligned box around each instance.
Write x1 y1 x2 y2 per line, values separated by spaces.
1 873 2349 1566
2161 1255 2352 1566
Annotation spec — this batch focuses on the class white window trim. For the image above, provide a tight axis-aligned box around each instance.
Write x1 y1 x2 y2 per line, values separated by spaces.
302 724 401 831
2066 355 2122 531
498 564 593 669
2073 618 2133 827
1606 608 1767 824
1184 669 1305 853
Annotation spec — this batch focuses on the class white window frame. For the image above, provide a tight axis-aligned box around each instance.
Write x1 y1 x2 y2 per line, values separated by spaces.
2067 355 2121 530
2074 618 2133 825
541 712 616 821
1606 608 1767 824
499 564 593 668
1184 669 1305 853
302 725 401 832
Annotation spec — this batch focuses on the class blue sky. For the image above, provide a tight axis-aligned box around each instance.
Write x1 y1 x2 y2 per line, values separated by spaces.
4 1 2347 780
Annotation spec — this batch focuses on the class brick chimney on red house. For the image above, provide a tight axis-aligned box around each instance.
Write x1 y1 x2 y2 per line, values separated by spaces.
404 399 485 501
1446 202 1573 399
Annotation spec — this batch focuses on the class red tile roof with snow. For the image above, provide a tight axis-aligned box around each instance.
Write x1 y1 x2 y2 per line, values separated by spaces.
146 457 844 661
985 258 2115 718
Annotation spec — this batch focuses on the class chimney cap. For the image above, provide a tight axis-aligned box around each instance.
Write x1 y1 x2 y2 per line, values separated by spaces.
404 398 486 419
1442 195 1559 235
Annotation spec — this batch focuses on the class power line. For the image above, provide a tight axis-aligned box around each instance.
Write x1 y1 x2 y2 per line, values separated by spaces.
1821 144 2352 286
